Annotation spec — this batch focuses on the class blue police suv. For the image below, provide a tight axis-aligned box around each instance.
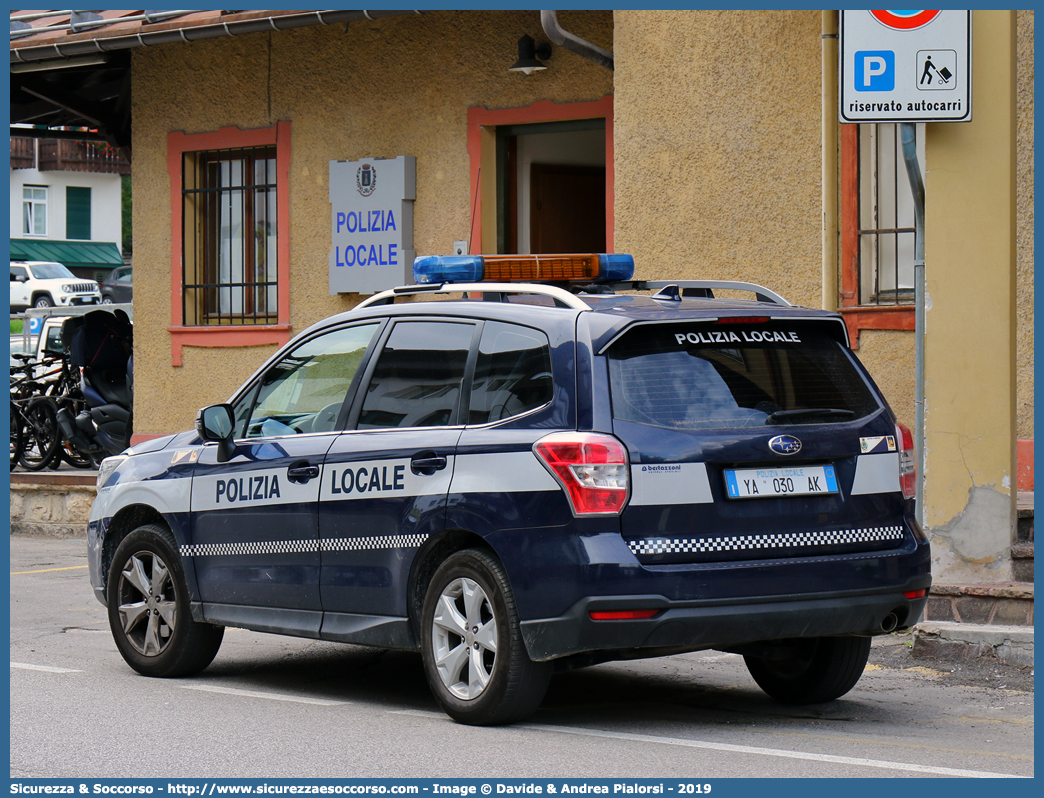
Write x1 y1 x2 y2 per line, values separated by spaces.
88 253 930 725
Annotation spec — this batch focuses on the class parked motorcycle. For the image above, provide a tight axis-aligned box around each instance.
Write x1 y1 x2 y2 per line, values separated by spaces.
55 309 133 463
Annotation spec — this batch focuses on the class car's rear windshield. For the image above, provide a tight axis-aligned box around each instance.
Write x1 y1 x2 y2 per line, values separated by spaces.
607 322 881 429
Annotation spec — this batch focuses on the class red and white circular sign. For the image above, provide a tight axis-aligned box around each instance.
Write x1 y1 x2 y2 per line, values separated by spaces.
870 10 941 30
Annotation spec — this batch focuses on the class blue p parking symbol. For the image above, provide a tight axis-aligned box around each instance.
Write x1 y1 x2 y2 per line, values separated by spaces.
855 50 895 91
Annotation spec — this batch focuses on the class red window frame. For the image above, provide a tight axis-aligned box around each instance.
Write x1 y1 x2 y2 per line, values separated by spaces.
839 123 914 349
167 123 292 366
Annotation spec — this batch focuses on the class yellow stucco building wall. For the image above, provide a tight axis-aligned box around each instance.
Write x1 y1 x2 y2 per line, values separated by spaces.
1015 9 1034 441
132 9 1031 455
923 10 1018 581
613 10 823 310
132 10 613 435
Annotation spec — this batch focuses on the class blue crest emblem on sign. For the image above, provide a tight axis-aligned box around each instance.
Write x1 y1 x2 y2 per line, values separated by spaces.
769 435 802 455
356 163 376 197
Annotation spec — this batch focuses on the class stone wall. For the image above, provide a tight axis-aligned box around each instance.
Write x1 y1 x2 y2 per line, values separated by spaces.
10 482 94 538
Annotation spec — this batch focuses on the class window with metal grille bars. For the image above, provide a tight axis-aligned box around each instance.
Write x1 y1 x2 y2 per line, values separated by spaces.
182 146 277 325
855 123 924 306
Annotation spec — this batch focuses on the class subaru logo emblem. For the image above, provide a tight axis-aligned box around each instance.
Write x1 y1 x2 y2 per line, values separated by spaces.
769 435 802 455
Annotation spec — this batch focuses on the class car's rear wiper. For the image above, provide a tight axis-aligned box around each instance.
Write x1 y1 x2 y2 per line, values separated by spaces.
766 408 856 423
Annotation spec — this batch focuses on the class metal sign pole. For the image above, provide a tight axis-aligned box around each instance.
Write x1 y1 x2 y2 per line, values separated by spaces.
899 122 926 525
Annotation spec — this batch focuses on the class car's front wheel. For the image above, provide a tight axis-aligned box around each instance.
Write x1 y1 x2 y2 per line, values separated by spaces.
33 295 54 308
107 525 224 677
421 549 551 725
743 636 872 704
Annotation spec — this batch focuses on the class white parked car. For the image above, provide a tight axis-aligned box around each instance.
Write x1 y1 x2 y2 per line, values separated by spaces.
10 260 100 312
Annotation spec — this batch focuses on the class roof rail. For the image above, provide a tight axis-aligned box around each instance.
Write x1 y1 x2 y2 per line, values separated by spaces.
355 282 592 312
606 280 792 307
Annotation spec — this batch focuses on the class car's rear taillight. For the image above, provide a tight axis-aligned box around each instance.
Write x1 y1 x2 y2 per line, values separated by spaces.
533 432 630 515
896 421 916 500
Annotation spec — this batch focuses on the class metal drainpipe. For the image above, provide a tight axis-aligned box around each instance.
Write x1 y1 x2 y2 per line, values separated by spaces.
540 10 614 70
899 122 926 526
821 11 839 312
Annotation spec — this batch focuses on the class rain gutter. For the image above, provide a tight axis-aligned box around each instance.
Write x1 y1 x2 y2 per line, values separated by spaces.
11 10 423 63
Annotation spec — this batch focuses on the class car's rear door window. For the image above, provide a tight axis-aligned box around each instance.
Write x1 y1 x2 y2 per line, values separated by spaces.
608 322 880 429
357 320 476 429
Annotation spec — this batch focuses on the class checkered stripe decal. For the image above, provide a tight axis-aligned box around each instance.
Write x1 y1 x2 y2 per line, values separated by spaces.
322 535 428 552
627 526 904 556
180 534 428 558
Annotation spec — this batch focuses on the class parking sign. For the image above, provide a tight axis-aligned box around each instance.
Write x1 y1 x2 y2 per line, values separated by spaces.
840 10 971 122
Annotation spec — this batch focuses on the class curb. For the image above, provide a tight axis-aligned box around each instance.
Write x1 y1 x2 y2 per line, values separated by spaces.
913 621 1034 668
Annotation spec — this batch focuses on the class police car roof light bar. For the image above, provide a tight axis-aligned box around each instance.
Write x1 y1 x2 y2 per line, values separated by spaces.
412 253 635 286
609 280 792 307
356 282 593 312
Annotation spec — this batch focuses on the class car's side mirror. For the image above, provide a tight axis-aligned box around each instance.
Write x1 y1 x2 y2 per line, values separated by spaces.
196 403 237 463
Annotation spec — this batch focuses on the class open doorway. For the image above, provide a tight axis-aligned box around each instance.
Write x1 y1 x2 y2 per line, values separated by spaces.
496 121 606 254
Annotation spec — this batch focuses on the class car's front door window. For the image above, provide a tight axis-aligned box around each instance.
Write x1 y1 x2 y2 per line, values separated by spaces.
243 323 380 438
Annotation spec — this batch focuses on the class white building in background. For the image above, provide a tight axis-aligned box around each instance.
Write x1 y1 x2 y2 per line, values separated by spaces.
9 133 128 281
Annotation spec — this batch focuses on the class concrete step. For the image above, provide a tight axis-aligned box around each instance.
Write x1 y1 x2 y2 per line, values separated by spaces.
913 621 1033 667
1012 542 1034 582
1017 489 1033 542
925 581 1033 625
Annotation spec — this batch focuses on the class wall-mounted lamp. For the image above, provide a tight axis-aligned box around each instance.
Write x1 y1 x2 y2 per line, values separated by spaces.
509 34 552 75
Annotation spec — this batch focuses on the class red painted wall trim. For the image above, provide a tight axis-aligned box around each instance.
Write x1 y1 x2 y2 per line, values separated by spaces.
167 122 292 367
467 96 614 254
130 433 166 446
838 123 914 349
1017 438 1034 490
838 305 915 349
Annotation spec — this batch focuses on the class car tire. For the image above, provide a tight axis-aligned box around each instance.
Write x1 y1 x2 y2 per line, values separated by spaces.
107 524 224 678
421 548 552 726
33 295 54 308
101 296 114 305
743 636 872 704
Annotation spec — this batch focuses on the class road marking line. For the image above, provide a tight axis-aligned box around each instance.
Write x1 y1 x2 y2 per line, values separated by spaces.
11 662 82 673
390 710 1028 778
10 565 90 575
180 684 345 706
746 726 1034 761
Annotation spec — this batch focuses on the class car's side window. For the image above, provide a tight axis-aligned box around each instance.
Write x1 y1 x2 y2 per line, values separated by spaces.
469 321 553 424
241 323 380 438
357 320 475 429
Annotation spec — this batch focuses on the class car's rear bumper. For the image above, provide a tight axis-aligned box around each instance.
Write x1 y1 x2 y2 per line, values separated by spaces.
519 580 930 661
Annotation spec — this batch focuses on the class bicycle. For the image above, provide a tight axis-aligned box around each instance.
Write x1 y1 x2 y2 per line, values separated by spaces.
10 353 62 471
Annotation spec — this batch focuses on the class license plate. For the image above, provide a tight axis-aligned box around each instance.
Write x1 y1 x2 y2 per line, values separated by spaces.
724 465 838 499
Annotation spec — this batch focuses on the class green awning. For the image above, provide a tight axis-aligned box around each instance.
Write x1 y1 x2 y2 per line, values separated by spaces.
10 239 123 271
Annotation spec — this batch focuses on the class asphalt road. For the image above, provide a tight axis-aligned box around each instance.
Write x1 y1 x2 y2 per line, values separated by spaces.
9 536 1034 780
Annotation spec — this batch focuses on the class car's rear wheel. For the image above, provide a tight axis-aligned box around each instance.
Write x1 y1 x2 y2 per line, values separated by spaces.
107 525 224 677
421 548 551 725
743 636 872 704
101 296 114 305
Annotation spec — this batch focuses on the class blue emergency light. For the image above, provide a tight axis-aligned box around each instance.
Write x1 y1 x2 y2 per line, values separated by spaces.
412 253 635 285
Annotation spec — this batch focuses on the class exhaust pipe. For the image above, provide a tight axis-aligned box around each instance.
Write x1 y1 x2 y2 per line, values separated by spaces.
880 612 899 633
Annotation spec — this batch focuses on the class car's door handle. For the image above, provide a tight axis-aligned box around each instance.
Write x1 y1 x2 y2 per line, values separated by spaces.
411 453 448 476
287 462 320 483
